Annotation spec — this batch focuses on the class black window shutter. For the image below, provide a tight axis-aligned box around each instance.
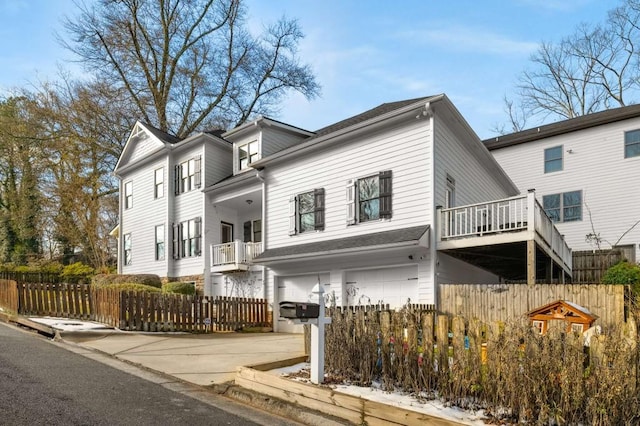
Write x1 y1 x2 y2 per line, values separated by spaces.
194 156 202 188
314 188 325 231
194 217 202 256
379 170 392 219
172 223 180 259
243 221 252 242
174 165 181 195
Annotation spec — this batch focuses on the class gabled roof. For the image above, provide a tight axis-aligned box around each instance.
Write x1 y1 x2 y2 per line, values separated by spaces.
527 299 598 322
484 103 640 150
311 96 434 140
253 225 430 264
139 122 182 144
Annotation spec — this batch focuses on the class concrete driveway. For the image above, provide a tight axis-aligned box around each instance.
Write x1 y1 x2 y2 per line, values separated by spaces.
59 330 305 386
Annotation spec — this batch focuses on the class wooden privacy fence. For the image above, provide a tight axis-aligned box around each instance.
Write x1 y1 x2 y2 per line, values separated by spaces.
571 248 630 283
0 279 18 313
0 281 271 333
439 283 630 329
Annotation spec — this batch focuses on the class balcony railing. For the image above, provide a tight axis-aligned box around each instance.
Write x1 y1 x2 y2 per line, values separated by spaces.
439 192 572 270
210 240 262 271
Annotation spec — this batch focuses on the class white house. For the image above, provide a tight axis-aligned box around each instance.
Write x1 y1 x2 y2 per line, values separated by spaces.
113 95 572 332
485 105 640 263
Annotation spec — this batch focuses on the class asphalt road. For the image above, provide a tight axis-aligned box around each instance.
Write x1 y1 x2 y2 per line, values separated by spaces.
0 322 297 426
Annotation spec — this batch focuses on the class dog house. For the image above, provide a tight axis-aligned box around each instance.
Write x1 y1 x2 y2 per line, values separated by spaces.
527 300 598 335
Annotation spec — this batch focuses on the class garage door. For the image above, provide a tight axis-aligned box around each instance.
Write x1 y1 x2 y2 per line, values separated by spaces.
277 273 330 333
345 266 418 308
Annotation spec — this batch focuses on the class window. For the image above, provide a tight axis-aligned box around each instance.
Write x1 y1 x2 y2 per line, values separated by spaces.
244 219 262 242
154 168 164 199
124 181 133 209
532 320 544 335
124 233 132 265
172 217 202 259
289 189 325 235
238 141 259 170
346 171 392 225
571 323 584 334
544 146 563 173
155 225 165 261
542 190 582 222
174 156 201 195
625 129 640 158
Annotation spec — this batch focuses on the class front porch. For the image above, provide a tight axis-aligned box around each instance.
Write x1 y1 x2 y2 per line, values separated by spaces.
210 240 263 273
437 191 572 284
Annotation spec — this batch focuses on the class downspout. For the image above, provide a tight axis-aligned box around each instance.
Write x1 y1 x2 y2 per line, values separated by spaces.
256 169 268 302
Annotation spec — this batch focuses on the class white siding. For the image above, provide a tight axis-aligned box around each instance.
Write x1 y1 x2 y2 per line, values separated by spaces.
121 158 169 275
491 118 640 260
172 145 207 277
434 118 515 209
265 118 433 249
262 127 307 157
128 135 163 164
204 140 232 187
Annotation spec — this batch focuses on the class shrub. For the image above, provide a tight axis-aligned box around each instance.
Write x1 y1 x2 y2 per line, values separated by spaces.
109 283 162 293
62 262 94 278
602 261 640 294
162 281 196 295
91 274 162 288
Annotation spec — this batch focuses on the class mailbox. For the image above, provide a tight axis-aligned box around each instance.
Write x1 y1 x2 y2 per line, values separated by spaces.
279 301 320 319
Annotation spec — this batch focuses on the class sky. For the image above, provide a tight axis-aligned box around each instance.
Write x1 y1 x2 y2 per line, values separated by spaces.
0 0 616 139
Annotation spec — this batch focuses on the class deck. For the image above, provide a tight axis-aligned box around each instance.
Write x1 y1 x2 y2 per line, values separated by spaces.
437 192 572 283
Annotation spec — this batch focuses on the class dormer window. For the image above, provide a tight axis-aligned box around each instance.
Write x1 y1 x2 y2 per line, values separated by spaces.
239 141 259 170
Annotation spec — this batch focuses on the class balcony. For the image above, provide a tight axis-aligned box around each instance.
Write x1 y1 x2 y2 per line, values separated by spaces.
210 240 263 273
437 192 572 283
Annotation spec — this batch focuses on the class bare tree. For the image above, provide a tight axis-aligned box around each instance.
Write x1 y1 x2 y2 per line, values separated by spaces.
500 0 640 131
61 0 320 137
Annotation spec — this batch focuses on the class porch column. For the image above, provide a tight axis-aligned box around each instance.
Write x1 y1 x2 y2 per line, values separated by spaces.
527 240 536 286
545 258 553 283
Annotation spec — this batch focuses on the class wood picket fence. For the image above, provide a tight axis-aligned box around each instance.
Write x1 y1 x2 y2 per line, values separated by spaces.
0 280 270 332
0 279 18 314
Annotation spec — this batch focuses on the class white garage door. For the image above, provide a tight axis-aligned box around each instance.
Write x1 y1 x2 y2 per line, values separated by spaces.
345 266 418 308
277 273 330 333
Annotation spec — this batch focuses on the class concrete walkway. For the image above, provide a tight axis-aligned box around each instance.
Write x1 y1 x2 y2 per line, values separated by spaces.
58 330 306 386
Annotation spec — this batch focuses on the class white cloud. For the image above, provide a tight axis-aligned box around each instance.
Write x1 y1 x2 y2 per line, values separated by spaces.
397 25 538 56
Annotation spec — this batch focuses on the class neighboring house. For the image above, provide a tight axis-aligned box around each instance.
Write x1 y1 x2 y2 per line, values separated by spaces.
485 105 640 264
113 95 572 332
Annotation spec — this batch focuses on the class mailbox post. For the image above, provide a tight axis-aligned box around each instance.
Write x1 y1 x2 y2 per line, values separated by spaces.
278 282 331 384
310 283 331 384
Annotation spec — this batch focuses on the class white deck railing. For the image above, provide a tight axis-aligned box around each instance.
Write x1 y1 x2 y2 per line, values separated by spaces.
210 240 262 267
439 192 572 270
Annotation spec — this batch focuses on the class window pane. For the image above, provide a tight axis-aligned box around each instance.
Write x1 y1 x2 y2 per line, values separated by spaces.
359 199 380 222
358 176 379 201
298 192 314 213
625 142 640 158
156 226 164 243
155 168 163 183
543 194 561 222
543 194 560 209
248 141 259 154
544 146 563 173
544 146 562 161
300 212 315 232
563 191 582 221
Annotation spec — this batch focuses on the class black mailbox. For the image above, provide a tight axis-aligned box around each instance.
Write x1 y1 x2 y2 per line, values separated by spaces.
279 301 320 319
